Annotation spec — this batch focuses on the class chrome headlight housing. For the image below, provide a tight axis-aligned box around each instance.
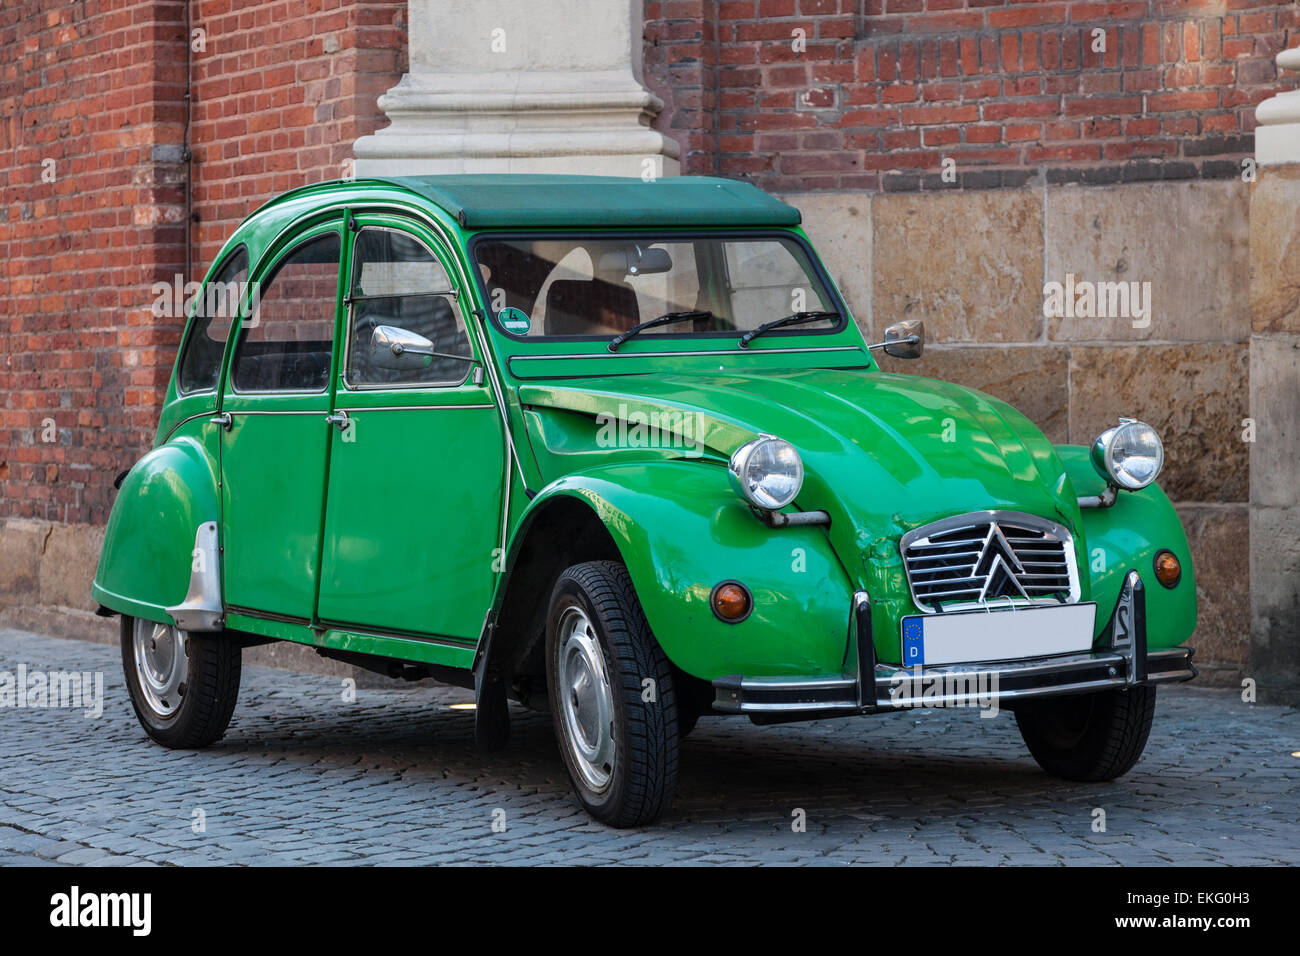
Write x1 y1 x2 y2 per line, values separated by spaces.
728 435 804 511
1091 419 1164 490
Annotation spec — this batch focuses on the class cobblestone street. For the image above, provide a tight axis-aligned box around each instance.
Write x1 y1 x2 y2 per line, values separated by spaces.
1 628 1296 866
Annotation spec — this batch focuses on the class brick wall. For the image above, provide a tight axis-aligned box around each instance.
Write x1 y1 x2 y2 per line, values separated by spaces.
0 0 405 532
0 0 188 529
0 0 403 646
189 0 406 268
645 0 1298 190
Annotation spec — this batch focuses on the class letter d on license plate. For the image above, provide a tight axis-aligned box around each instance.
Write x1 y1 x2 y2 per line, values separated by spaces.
902 618 925 667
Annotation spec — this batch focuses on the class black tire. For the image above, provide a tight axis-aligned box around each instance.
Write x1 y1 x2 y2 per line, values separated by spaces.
545 561 679 827
121 615 241 749
1015 685 1156 781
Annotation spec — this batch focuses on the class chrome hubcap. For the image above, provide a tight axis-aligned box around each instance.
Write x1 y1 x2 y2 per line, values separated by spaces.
557 605 616 793
132 618 189 717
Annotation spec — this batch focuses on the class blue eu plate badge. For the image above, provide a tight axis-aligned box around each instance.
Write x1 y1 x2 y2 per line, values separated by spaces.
902 617 925 666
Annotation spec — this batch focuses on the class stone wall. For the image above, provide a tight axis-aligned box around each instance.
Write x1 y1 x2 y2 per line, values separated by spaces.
788 176 1253 684
1248 163 1300 700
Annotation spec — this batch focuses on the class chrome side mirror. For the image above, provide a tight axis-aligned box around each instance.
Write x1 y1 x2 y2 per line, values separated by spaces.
370 324 435 371
877 318 925 359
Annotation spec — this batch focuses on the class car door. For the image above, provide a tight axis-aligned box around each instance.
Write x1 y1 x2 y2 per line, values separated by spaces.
315 217 505 642
218 222 343 622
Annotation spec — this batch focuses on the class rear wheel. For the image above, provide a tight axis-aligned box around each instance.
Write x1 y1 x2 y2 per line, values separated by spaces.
546 561 679 827
1015 685 1156 781
121 615 241 749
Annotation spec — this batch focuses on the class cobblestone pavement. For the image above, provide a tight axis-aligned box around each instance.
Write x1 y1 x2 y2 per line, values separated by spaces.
1 628 1296 866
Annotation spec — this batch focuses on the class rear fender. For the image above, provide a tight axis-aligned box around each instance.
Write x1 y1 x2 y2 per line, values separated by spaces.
92 436 221 626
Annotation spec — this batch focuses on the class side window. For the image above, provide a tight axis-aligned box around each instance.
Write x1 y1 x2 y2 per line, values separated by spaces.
231 232 340 393
346 228 473 387
178 247 249 394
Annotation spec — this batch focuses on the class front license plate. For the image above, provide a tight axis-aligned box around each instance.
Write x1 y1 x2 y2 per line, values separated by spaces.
900 603 1098 667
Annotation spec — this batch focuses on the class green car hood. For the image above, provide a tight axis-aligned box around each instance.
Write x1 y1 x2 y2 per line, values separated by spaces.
517 367 1081 539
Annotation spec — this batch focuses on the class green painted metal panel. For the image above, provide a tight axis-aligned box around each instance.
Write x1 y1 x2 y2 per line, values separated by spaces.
317 396 504 640
1058 445 1197 650
92 427 220 625
518 462 857 679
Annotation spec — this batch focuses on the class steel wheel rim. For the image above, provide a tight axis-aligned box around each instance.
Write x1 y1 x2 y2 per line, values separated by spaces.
132 618 188 718
557 605 616 793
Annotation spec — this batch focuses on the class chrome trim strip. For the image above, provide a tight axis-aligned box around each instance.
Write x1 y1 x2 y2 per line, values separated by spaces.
221 409 325 416
315 619 475 650
510 345 867 363
226 605 312 627
160 410 216 443
334 404 495 413
711 649 1195 715
883 677 1127 709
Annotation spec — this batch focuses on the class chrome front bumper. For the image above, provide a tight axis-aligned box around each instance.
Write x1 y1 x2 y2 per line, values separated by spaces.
712 569 1196 718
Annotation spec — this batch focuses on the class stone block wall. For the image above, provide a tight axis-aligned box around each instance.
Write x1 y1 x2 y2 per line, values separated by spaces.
1248 163 1300 698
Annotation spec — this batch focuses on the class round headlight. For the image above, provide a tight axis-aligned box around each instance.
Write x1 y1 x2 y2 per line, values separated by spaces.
728 436 804 511
1092 419 1164 490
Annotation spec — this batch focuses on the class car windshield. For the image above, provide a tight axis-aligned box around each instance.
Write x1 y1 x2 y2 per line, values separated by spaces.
473 234 841 341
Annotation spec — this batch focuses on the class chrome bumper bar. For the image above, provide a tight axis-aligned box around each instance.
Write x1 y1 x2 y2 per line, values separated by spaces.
712 570 1196 717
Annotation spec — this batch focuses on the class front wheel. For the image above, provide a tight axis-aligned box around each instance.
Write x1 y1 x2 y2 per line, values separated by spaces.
1015 685 1156 781
546 561 679 827
121 615 241 749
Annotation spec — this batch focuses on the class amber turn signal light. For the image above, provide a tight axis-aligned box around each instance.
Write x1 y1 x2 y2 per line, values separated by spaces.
710 581 753 623
1154 550 1181 588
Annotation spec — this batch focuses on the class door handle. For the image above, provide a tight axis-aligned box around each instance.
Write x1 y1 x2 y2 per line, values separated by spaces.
325 411 351 432
210 413 232 431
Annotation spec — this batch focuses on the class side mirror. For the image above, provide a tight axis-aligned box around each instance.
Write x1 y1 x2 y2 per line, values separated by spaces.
370 324 435 371
881 318 924 360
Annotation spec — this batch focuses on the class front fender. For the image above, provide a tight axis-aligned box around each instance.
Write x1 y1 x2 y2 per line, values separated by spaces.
1058 445 1197 649
515 460 856 680
92 436 220 624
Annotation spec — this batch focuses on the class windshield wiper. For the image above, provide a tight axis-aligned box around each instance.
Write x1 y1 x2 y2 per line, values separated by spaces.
737 311 839 349
608 310 712 352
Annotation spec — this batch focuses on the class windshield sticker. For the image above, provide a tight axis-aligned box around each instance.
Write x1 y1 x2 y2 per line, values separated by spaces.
499 307 531 334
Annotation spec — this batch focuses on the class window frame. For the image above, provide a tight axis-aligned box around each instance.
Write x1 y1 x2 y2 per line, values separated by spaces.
340 222 474 393
227 227 345 397
175 244 250 397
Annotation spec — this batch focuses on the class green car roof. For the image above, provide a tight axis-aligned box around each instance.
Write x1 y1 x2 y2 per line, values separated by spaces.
379 174 803 229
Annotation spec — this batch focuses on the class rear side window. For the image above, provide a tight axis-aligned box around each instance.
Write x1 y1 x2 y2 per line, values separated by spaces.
231 233 341 393
178 247 249 394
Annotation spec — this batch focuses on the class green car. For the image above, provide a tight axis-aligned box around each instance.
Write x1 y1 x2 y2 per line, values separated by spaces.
94 174 1196 827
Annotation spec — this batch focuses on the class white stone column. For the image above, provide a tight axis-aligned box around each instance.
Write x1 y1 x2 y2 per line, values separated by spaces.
1255 47 1300 165
1247 47 1300 704
354 0 679 178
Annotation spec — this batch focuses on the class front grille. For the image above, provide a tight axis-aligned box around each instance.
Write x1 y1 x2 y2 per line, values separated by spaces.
899 511 1079 613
